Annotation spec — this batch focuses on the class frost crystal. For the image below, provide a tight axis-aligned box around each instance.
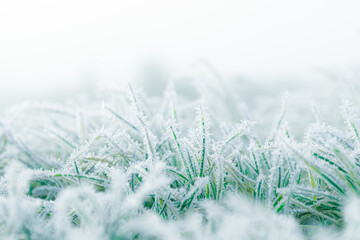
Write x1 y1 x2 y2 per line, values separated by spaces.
0 83 360 239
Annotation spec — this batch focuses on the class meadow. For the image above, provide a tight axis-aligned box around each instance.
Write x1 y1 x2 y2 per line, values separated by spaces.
0 72 360 239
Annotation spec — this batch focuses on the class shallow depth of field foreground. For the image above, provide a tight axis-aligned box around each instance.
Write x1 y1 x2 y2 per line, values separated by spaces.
1 76 360 240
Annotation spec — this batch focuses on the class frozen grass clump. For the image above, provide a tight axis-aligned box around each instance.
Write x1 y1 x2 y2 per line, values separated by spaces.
0 78 360 239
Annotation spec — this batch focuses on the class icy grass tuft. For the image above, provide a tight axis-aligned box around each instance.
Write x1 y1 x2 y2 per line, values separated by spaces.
1 80 360 239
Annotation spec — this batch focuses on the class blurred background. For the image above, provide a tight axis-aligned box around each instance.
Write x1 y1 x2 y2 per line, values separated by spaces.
1 0 360 136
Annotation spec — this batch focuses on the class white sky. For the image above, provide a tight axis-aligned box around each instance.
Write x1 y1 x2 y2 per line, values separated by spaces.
0 0 360 104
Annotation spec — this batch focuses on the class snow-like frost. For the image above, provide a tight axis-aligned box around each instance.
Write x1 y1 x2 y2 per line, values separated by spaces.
0 82 360 239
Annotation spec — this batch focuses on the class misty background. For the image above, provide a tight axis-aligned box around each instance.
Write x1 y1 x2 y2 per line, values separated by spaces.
1 0 360 136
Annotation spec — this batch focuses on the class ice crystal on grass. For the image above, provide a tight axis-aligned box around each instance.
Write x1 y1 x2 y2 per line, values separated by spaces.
1 81 360 239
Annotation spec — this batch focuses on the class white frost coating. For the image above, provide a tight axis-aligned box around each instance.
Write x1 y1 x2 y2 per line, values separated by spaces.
0 82 360 239
342 198 360 240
